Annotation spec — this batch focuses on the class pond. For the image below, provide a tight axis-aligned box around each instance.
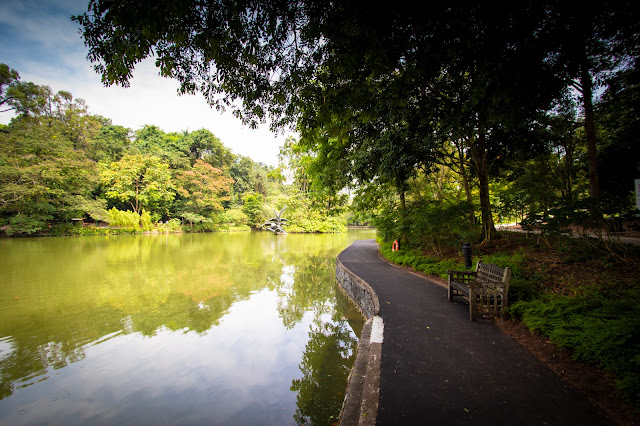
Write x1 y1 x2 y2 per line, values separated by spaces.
0 229 375 425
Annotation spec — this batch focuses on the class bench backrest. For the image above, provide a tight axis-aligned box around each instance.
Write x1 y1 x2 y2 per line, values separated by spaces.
476 261 512 292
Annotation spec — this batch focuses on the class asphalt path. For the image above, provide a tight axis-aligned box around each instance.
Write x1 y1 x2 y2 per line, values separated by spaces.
495 224 640 246
338 239 612 425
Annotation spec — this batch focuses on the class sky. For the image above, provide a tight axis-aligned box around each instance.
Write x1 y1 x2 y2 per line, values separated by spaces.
0 0 293 166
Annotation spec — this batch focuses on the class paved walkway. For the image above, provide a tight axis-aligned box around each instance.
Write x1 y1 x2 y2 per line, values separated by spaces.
338 239 612 425
495 224 640 246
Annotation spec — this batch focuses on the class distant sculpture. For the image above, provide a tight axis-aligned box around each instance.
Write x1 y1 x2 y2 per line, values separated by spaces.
261 206 289 234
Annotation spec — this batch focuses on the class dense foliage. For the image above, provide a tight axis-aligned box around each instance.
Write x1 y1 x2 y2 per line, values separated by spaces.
72 0 640 242
512 290 640 406
0 65 347 236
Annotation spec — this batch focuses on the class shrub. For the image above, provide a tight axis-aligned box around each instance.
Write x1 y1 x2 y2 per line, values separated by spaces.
378 237 463 279
222 208 249 227
522 195 632 260
3 213 50 236
160 218 182 232
374 200 480 255
242 193 266 227
286 211 347 233
106 208 140 229
140 210 153 231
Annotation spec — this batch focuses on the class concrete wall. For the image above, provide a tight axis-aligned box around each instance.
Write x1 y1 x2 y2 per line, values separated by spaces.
335 258 380 320
335 256 382 426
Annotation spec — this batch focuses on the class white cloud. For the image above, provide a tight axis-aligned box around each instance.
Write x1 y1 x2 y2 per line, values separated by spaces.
0 0 294 166
0 1 82 48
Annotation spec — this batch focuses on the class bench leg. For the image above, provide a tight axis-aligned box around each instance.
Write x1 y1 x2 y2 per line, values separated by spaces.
468 288 476 321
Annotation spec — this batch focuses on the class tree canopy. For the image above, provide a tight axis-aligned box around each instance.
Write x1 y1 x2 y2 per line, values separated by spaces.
72 1 640 241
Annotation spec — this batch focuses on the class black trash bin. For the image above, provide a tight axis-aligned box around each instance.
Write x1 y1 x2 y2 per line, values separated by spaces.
462 242 472 269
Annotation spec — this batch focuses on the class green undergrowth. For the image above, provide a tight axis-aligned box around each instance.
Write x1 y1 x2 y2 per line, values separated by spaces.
377 235 640 408
40 220 251 237
377 237 539 303
378 238 463 279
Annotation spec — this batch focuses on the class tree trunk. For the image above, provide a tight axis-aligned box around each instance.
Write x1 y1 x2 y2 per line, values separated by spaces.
456 142 475 223
470 134 496 242
394 170 408 243
563 140 574 204
580 44 600 198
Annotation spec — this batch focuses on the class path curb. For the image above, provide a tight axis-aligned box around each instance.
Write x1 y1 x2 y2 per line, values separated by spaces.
335 253 382 426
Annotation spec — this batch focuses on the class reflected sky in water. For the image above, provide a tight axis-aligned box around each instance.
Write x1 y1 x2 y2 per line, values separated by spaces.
0 230 373 425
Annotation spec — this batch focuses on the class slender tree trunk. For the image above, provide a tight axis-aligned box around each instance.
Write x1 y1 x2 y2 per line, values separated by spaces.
456 142 475 223
564 140 574 203
394 170 407 243
470 134 496 242
580 45 600 198
134 181 140 214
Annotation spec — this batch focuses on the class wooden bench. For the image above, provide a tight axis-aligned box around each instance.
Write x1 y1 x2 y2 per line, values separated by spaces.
447 261 512 321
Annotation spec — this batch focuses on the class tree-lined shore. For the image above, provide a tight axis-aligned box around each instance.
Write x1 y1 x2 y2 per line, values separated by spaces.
0 64 348 236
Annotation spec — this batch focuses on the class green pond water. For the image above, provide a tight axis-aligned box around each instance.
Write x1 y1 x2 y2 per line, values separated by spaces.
0 229 375 425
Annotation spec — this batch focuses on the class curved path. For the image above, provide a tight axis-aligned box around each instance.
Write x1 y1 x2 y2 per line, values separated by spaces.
338 239 612 425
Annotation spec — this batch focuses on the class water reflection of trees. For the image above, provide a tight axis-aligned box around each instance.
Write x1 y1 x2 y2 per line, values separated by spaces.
272 254 337 328
272 248 364 424
0 232 366 414
291 315 359 425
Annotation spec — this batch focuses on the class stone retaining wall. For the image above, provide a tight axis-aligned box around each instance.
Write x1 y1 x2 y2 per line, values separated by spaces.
335 255 382 426
335 258 380 319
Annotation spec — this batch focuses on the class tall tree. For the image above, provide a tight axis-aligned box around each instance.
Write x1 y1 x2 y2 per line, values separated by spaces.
99 154 175 214
174 159 233 217
187 128 234 169
87 124 131 162
0 116 97 232
545 1 640 198
0 63 48 117
596 60 640 197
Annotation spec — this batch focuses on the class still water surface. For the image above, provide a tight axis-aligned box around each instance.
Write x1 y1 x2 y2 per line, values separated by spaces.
0 230 374 425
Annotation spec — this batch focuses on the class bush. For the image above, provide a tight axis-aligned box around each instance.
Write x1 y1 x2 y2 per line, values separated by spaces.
374 200 480 255
221 208 249 227
242 193 266 228
480 251 542 303
265 192 347 233
378 237 463 279
157 218 182 232
106 208 140 229
286 211 347 233
3 213 50 236
140 210 153 231
522 195 632 260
